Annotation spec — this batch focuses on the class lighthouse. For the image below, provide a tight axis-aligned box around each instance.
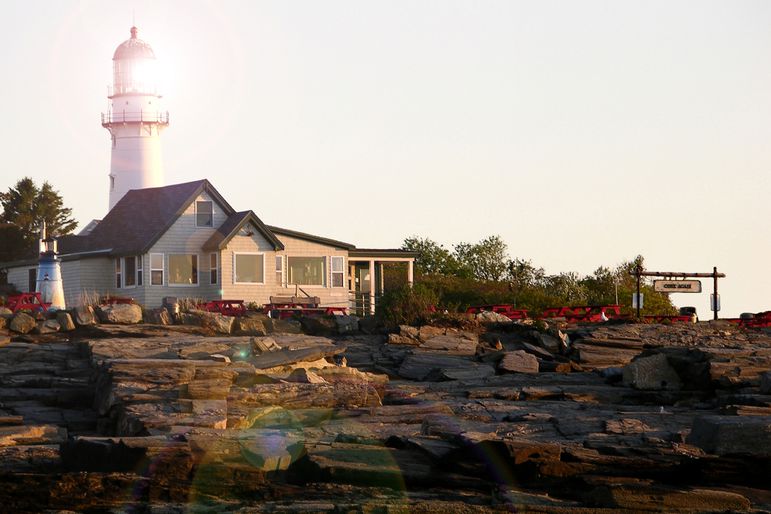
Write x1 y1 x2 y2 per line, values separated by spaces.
102 27 168 211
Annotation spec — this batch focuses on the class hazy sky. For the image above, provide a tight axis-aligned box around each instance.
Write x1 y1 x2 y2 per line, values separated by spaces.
1 0 769 317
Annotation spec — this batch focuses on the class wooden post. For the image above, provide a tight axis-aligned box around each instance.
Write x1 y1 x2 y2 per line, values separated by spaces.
713 266 719 321
635 262 642 319
368 259 376 315
407 259 414 288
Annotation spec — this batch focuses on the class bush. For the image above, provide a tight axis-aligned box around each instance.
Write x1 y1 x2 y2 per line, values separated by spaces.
377 284 439 328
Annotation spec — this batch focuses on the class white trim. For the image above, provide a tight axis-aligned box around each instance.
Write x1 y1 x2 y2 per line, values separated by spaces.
331 255 345 288
233 252 265 285
275 254 284 288
150 253 165 286
287 256 327 288
168 253 200 287
136 255 144 287
194 200 213 228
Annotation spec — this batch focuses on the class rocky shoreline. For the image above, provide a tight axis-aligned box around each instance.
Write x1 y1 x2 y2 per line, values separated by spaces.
0 309 770 512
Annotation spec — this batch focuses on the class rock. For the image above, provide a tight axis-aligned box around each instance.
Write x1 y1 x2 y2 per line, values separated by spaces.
0 307 13 317
73 305 97 326
399 325 419 339
687 415 771 456
96 303 142 324
252 337 281 353
144 307 172 325
9 312 36 334
335 315 359 334
285 368 327 384
35 319 60 334
622 353 681 390
398 353 495 381
56 312 75 331
271 318 303 334
476 310 511 323
188 309 235 335
299 316 337 336
760 372 771 395
236 316 268 336
176 312 202 326
358 315 378 334
209 354 231 363
0 317 6 331
421 333 479 355
498 351 539 374
532 331 562 353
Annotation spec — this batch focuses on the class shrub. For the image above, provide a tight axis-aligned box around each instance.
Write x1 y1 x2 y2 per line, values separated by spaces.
377 284 439 328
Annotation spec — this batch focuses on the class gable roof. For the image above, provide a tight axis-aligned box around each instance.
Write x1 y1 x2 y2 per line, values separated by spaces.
266 225 355 250
203 211 284 251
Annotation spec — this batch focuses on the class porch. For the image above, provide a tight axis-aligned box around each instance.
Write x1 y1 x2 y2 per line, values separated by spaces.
347 249 416 315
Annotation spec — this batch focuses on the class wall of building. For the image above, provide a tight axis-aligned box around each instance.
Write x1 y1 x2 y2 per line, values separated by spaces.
272 234 350 308
6 265 34 295
140 191 228 307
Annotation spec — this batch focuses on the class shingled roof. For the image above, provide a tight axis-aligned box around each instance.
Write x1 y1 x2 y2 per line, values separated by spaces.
203 211 284 251
61 180 239 257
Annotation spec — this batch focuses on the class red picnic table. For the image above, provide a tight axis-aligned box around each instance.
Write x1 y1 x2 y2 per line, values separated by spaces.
6 292 50 313
465 304 529 320
204 300 247 317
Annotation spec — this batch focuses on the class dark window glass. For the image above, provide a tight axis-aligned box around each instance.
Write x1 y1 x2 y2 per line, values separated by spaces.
196 201 213 227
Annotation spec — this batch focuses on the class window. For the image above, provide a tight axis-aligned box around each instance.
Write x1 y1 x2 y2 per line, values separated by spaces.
210 253 218 285
28 269 37 293
275 255 283 286
115 258 122 288
124 256 136 287
150 253 164 286
169 254 198 285
234 253 264 284
196 201 213 227
331 256 345 288
288 257 325 286
136 256 143 286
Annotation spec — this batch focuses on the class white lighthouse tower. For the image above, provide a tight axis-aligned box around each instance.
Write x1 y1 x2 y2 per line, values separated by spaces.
102 27 168 210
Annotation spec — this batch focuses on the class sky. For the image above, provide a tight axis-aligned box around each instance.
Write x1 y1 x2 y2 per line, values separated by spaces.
0 0 769 317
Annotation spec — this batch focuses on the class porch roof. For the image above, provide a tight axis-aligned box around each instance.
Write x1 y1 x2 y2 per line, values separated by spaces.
348 249 418 260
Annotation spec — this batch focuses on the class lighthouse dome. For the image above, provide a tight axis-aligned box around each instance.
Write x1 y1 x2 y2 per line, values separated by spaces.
113 27 156 60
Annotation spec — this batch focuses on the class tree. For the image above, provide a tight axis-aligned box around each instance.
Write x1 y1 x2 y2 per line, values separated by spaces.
0 177 77 261
401 236 462 276
453 235 509 281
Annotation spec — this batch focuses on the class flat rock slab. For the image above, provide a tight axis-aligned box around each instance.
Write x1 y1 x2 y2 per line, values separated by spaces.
249 345 345 370
687 415 771 456
398 353 493 381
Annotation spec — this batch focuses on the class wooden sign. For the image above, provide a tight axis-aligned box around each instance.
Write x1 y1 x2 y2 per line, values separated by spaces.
654 280 702 293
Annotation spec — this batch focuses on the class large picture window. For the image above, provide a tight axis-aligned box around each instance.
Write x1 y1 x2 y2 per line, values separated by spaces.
150 253 164 286
234 253 264 284
196 201 213 227
288 257 325 286
169 254 198 285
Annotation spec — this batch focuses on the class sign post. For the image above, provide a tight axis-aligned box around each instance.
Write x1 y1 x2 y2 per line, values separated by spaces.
630 267 726 321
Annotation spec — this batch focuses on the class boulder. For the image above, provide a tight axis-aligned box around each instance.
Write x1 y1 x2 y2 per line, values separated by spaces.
0 307 12 317
236 316 268 336
299 316 337 336
498 350 539 374
760 371 771 395
144 307 172 325
622 353 681 391
9 312 36 334
687 415 771 456
335 315 359 334
35 319 60 334
56 312 76 331
532 331 562 353
420 333 479 355
187 309 235 334
0 317 5 331
476 310 512 323
73 305 97 326
271 318 303 334
96 303 142 324
285 368 327 384
252 337 281 354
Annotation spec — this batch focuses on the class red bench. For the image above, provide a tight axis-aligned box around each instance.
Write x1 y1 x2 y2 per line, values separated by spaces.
541 305 621 323
6 292 50 313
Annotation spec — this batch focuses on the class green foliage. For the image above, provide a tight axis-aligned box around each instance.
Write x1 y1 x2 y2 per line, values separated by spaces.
0 178 77 261
377 283 439 327
402 233 677 316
